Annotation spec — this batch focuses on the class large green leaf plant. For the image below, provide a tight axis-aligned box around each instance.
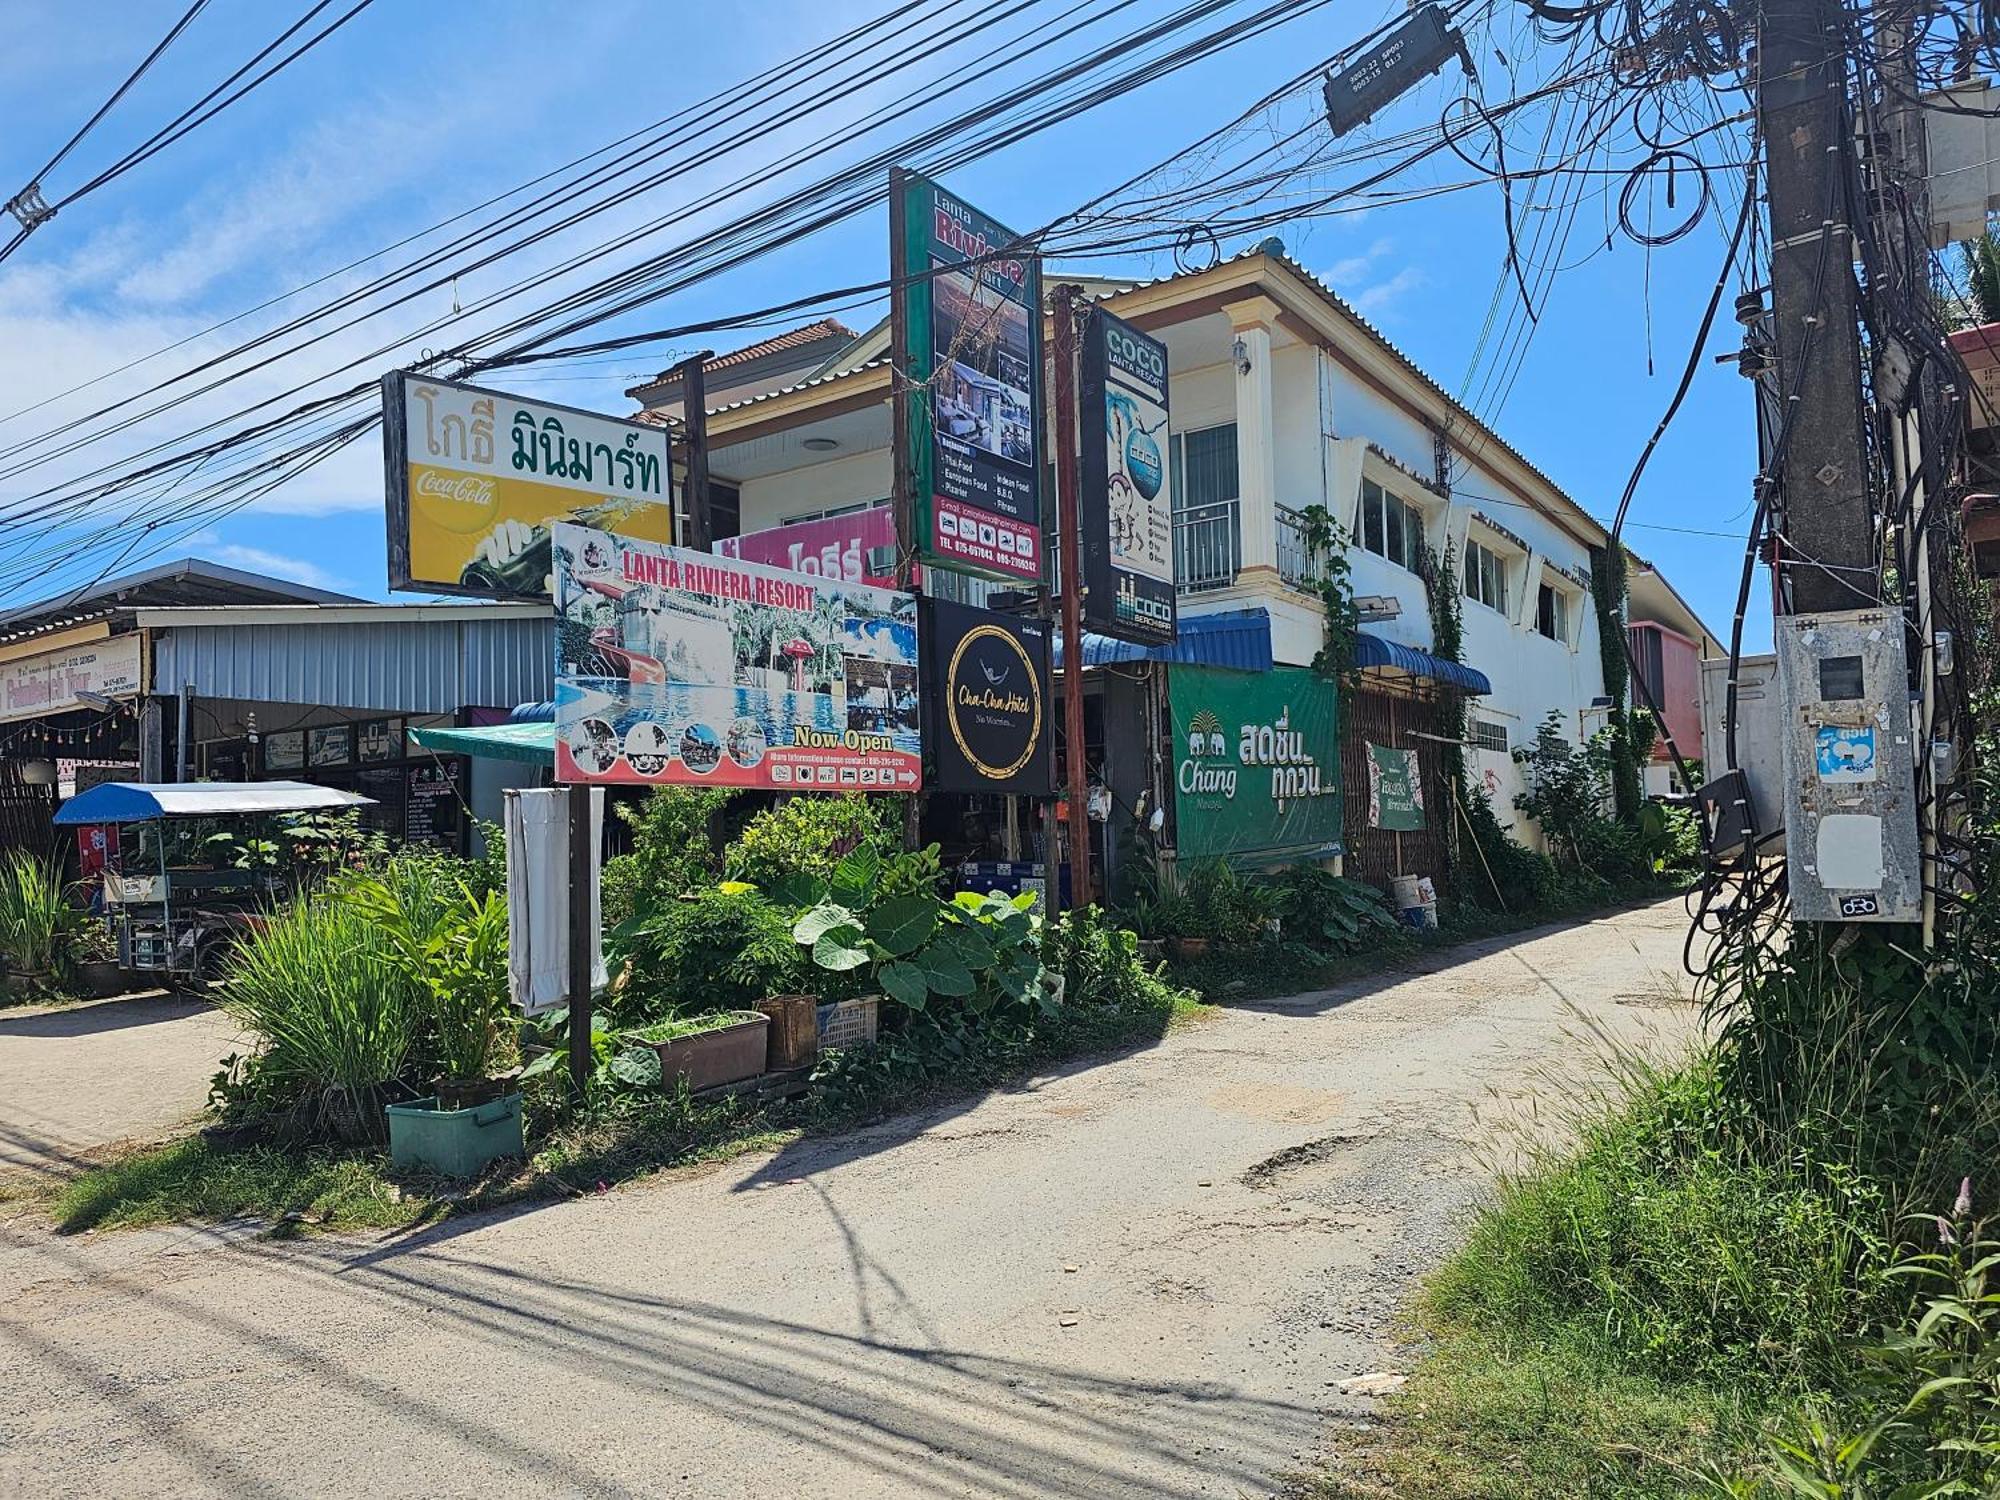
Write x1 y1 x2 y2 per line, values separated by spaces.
778 845 1052 1015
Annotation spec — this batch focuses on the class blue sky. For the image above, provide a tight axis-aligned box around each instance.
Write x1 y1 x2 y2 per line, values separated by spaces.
0 0 1765 647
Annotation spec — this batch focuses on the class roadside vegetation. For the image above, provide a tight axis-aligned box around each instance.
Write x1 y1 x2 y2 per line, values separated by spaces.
1313 727 2000 1495
31 743 1699 1238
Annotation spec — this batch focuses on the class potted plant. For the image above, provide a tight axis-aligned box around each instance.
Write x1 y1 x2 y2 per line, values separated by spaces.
1118 895 1170 964
626 1010 770 1093
357 879 526 1179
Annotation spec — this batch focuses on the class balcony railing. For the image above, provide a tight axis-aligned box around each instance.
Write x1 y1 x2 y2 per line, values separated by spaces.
1173 498 1240 593
1277 504 1314 591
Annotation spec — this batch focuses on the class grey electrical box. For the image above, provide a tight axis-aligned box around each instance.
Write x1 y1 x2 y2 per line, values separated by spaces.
1774 609 1922 922
1699 652 1784 846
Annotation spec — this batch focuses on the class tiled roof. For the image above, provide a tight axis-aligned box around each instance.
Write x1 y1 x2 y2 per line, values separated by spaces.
642 318 859 389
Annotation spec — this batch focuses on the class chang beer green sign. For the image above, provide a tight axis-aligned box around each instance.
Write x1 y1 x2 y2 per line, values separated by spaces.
1169 664 1343 863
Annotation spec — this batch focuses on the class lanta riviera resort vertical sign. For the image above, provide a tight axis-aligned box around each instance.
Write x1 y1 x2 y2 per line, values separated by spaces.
1079 307 1176 646
382 372 675 598
894 171 1044 584
552 523 921 791
1169 664 1343 862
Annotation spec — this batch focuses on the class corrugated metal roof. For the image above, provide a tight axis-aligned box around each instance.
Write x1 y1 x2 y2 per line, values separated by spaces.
1054 609 1274 672
1355 631 1492 694
149 613 552 714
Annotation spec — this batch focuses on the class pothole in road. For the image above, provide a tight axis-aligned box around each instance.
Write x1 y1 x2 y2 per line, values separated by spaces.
1241 1132 1383 1188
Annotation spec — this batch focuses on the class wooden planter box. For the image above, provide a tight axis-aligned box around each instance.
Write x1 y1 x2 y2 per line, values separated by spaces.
757 995 820 1070
643 1011 769 1094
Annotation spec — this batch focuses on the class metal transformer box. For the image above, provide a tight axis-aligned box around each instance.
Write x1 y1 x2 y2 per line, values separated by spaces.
1774 609 1922 922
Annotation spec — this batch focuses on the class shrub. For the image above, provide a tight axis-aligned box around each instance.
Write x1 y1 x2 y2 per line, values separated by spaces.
212 892 419 1142
0 852 87 983
723 794 897 889
347 872 513 1086
613 886 807 1020
1454 784 1558 910
603 786 735 929
1267 864 1400 952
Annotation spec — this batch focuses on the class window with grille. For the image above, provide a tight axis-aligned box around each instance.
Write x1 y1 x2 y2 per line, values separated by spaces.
1535 581 1570 643
1464 538 1509 613
1470 719 1510 752
1358 478 1425 570
1170 424 1239 510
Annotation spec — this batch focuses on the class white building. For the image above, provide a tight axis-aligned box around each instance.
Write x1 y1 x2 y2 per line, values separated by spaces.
633 240 1654 875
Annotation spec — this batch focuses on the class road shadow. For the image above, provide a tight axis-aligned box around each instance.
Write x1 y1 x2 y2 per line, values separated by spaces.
0 991 205 1039
729 1015 1180 1193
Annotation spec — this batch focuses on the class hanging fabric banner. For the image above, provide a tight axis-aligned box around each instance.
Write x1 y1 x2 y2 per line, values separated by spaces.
1169 664 1342 863
1366 742 1426 830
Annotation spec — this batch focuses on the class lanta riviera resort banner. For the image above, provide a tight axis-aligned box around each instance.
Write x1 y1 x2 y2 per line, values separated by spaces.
551 523 921 790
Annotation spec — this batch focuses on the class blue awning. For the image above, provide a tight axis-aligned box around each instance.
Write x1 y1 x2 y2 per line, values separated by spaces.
1054 608 1273 672
1356 631 1492 694
55 781 374 825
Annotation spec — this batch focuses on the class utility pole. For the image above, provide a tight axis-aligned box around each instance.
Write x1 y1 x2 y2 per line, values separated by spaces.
1757 0 1878 615
1051 283 1092 911
667 349 715 552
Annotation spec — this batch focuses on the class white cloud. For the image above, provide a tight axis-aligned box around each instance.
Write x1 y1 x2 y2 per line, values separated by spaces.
198 542 346 592
1351 266 1426 321
1322 237 1395 285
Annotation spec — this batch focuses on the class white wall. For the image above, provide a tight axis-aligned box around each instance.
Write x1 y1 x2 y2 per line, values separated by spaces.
735 447 893 534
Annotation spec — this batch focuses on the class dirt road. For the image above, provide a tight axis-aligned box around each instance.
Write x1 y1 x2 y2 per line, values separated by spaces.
0 901 1699 1499
0 993 237 1181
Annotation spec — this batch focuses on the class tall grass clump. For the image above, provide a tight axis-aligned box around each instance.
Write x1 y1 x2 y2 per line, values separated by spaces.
214 890 418 1142
0 851 84 981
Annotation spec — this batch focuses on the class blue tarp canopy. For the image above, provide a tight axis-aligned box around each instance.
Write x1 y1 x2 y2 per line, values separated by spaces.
1054 608 1274 672
1052 608 1491 693
1355 631 1492 694
54 780 374 825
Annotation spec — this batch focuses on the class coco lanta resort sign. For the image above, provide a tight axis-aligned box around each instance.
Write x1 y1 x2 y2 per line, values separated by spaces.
923 598 1053 795
382 371 675 598
893 171 1044 585
1080 308 1176 646
1169 664 1343 862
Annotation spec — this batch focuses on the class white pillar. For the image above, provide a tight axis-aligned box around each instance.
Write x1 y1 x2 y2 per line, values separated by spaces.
1224 296 1281 579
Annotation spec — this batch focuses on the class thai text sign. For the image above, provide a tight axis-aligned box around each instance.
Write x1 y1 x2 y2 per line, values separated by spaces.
894 171 1043 584
383 372 674 598
552 523 920 791
1169 664 1342 862
1366 743 1425 829
0 634 142 724
923 599 1053 795
718 506 901 591
1080 308 1175 646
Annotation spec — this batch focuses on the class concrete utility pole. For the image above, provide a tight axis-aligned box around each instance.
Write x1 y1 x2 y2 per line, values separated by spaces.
1051 284 1092 912
1757 0 1879 615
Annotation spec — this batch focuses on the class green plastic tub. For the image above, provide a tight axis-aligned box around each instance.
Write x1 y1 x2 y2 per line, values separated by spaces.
384 1093 525 1178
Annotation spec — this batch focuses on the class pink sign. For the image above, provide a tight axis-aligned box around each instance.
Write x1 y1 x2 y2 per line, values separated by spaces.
716 507 910 591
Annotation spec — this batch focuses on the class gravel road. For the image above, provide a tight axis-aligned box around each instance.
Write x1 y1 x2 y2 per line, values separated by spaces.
0 900 1700 1499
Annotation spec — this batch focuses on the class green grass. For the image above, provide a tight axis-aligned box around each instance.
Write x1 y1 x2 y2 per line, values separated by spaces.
1306 1051 1905 1498
50 1137 426 1235
622 1011 754 1045
1308 1326 1765 1499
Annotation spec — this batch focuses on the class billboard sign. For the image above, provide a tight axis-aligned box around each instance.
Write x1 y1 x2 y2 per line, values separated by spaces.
1079 308 1176 646
1169 664 1343 863
552 523 920 790
717 505 902 591
0 633 143 724
894 172 1043 584
383 371 674 598
923 599 1053 795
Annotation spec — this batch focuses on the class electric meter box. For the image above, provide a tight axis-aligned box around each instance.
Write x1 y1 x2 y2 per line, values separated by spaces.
1774 609 1921 922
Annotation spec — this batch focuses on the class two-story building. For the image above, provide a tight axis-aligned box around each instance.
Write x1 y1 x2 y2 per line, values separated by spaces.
629 239 1676 896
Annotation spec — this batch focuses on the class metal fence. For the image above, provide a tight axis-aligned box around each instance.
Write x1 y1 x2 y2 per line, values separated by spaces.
1277 505 1314 591
1173 498 1240 593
